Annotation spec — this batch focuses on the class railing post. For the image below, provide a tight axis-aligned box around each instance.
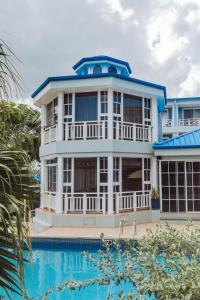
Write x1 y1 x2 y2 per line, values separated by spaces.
83 194 87 214
133 193 137 212
116 193 119 213
133 123 136 141
65 123 68 141
102 121 105 140
83 122 87 140
102 194 106 215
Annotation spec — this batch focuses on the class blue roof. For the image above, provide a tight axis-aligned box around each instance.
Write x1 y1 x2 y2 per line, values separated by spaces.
31 73 167 99
153 128 200 149
72 55 132 74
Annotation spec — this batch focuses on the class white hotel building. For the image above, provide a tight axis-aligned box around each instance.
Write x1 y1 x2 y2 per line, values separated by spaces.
32 56 200 230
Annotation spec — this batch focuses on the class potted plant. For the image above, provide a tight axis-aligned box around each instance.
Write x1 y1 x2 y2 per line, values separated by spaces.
151 188 160 210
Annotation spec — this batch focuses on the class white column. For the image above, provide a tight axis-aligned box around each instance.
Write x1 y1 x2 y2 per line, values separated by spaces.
56 157 63 213
107 88 113 140
151 97 158 143
57 92 64 141
41 105 45 145
108 156 113 214
151 157 158 191
40 159 46 208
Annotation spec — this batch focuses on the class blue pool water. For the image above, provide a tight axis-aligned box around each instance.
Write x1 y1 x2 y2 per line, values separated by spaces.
8 238 154 300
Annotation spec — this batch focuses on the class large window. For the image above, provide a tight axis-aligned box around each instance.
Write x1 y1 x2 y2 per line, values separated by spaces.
46 98 58 127
160 161 200 213
75 92 97 122
74 158 97 193
122 158 142 191
183 108 200 119
113 92 121 115
46 158 57 192
64 93 72 122
100 91 108 114
123 94 142 124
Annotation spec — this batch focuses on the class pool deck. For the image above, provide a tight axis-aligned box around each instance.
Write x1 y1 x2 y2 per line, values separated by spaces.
30 221 200 240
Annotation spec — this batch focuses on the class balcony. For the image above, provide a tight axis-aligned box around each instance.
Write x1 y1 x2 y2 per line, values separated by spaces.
41 121 152 144
178 118 200 127
41 191 151 214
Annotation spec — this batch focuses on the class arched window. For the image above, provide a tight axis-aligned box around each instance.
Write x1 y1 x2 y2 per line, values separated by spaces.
108 65 117 74
93 64 102 74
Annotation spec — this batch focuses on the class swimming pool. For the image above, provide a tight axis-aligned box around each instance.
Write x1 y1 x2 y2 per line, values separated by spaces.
9 238 134 300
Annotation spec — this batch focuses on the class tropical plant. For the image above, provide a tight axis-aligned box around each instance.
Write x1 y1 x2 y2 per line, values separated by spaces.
38 224 200 300
0 39 37 298
151 187 159 200
0 100 40 161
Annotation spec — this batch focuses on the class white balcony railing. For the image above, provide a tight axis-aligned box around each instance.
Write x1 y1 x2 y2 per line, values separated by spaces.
116 191 151 213
43 125 57 144
162 119 173 127
41 191 57 211
64 121 106 141
179 118 200 127
114 122 151 142
62 191 150 214
63 193 106 214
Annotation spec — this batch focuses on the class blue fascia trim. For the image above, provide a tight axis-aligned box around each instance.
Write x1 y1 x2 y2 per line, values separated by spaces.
153 144 200 149
167 97 200 101
31 73 167 99
72 56 132 74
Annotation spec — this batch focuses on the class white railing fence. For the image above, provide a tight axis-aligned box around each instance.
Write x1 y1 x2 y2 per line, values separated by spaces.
43 125 57 144
179 118 200 127
63 193 106 214
162 119 173 127
64 121 106 141
116 191 151 213
114 122 151 142
41 191 57 211
42 121 152 143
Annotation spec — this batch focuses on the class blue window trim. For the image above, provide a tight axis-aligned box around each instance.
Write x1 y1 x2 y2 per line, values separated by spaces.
31 73 167 101
72 55 132 73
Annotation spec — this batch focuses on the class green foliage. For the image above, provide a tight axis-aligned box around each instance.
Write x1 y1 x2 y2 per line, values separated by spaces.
0 39 38 298
0 100 40 161
38 224 200 300
151 187 159 199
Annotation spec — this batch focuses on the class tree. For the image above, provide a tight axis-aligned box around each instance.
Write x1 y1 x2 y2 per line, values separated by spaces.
0 39 37 298
50 224 200 300
0 100 40 161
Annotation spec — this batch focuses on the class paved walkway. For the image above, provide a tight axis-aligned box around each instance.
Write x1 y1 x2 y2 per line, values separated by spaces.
30 221 197 239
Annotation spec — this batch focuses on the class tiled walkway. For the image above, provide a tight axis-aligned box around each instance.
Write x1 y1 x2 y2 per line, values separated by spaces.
30 221 197 239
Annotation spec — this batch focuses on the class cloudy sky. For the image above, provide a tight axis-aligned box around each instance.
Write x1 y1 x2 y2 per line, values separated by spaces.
1 0 200 103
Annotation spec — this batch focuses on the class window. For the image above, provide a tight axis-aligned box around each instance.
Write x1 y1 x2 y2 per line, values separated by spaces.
122 158 142 191
63 158 72 183
113 157 120 183
144 158 151 191
100 157 108 183
184 109 200 119
113 92 121 115
64 93 72 120
108 66 117 74
93 64 102 74
46 98 58 127
74 158 97 193
75 92 98 121
46 158 57 192
144 98 151 125
100 91 108 114
123 94 142 124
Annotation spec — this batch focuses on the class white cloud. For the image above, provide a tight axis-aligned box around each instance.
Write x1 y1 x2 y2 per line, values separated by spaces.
87 0 137 23
147 6 189 64
179 65 200 97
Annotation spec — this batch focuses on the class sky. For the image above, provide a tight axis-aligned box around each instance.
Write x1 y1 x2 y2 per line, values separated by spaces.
0 0 200 104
